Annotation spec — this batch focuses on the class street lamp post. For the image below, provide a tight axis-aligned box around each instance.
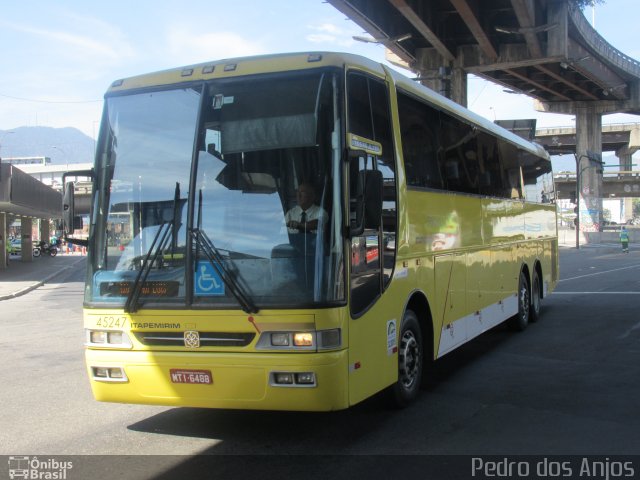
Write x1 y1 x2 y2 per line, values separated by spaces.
575 151 604 249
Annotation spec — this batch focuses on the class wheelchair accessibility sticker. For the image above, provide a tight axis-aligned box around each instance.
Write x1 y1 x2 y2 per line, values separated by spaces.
194 261 225 296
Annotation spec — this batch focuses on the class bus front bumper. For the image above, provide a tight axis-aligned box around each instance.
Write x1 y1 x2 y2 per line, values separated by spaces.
85 349 349 411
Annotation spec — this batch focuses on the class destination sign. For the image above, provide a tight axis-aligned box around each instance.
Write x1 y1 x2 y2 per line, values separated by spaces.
100 281 180 297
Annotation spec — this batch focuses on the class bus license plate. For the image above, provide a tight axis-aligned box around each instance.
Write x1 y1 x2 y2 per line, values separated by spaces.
170 369 213 385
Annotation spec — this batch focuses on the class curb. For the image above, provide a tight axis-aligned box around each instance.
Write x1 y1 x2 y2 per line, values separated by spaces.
0 257 86 301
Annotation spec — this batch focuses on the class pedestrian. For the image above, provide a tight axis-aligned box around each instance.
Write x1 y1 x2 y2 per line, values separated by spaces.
619 226 629 253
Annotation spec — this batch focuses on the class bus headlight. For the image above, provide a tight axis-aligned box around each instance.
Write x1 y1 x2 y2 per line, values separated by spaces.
85 329 133 349
263 331 314 349
256 329 341 351
270 333 290 346
293 332 314 347
90 331 107 344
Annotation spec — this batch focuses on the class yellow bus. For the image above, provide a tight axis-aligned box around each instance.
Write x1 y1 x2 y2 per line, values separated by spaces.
67 52 558 411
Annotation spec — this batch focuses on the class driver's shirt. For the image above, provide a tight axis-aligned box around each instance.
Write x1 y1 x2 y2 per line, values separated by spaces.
285 204 327 233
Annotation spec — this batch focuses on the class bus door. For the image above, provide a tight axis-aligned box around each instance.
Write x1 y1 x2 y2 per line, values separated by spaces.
345 71 398 405
346 148 397 404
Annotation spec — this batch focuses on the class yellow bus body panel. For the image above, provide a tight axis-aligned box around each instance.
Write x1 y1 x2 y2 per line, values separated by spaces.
86 348 348 412
401 189 558 358
85 308 351 411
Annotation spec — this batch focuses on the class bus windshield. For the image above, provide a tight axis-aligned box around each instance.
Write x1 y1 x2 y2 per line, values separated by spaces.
87 69 345 309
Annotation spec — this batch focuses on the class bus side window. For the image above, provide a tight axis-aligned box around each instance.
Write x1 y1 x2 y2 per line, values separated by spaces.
397 91 442 190
439 114 480 195
521 154 554 203
498 140 523 199
476 131 504 197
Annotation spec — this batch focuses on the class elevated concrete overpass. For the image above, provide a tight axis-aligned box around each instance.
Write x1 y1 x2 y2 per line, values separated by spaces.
555 170 640 199
327 0 640 237
328 0 640 109
536 123 640 169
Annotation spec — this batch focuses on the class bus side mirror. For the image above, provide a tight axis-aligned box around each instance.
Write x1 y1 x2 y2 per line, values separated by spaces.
364 170 382 230
350 169 383 237
62 181 75 235
62 172 92 248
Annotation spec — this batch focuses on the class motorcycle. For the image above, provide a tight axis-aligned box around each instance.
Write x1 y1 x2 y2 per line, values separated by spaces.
33 241 58 257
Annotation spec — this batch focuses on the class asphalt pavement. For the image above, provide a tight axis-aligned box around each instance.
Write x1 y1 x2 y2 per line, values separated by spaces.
0 250 87 301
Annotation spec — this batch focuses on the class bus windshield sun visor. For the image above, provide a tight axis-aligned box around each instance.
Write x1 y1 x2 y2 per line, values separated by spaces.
221 114 317 153
212 72 326 155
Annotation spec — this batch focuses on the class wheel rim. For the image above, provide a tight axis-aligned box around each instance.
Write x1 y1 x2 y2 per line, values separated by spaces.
399 329 420 389
519 276 530 324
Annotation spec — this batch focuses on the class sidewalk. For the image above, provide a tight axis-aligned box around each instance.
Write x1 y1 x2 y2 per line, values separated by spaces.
558 228 639 250
0 252 87 301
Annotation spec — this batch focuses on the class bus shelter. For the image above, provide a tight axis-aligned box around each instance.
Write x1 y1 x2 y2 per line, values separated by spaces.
0 163 62 269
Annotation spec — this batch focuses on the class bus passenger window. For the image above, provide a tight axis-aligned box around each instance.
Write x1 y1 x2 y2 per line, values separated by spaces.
397 91 442 190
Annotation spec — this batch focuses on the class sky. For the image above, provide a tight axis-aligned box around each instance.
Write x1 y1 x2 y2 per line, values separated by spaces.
0 0 639 141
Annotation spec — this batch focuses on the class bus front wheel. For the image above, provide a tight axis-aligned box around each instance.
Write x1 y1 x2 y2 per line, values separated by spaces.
391 309 423 408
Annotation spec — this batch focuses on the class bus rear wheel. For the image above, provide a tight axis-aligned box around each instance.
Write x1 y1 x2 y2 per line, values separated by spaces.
391 309 423 408
530 269 541 323
510 271 530 331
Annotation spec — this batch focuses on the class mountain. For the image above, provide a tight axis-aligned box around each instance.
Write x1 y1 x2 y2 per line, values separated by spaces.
0 126 95 164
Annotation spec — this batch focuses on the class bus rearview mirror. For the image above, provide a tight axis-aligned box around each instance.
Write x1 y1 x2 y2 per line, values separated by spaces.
62 181 75 236
350 169 383 237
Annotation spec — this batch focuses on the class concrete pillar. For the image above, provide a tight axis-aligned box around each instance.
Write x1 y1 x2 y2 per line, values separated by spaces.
40 218 50 244
575 109 603 242
21 217 33 263
615 146 635 172
0 212 7 270
414 48 467 106
624 198 634 223
451 55 468 108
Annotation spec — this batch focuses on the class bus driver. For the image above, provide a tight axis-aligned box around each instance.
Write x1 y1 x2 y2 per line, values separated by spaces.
285 183 327 234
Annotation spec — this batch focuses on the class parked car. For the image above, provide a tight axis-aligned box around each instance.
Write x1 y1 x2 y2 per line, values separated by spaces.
8 238 21 255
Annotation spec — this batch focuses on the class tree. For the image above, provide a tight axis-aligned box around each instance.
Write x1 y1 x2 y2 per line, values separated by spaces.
570 0 605 9
633 198 640 219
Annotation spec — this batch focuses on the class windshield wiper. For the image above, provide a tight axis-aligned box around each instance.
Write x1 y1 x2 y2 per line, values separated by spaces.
190 228 258 314
124 221 172 313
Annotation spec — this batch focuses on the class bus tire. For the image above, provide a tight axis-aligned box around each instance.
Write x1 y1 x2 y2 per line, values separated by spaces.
529 269 541 323
510 271 530 331
391 309 423 408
